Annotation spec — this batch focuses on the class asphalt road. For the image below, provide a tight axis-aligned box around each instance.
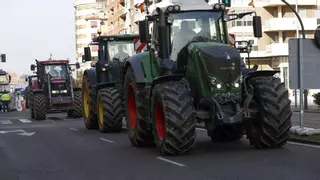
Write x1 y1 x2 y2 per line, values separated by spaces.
1 110 320 180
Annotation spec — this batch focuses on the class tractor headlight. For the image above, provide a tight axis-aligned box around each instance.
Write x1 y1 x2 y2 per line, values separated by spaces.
234 83 239 88
217 84 222 89
52 90 67 94
101 68 106 71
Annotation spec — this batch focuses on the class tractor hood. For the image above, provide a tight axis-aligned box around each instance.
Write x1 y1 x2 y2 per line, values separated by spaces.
188 42 241 85
51 77 66 83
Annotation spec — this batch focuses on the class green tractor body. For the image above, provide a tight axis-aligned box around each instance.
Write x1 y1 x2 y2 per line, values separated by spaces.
122 1 292 155
82 33 145 133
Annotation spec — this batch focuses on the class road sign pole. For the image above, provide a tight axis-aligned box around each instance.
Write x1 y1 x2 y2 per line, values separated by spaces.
298 39 304 128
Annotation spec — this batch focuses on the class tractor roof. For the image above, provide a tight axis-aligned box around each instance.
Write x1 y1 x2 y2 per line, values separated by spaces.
150 0 212 15
92 34 140 43
38 60 69 65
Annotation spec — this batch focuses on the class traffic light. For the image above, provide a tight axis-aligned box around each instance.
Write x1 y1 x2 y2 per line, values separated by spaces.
0 54 6 62
222 0 231 7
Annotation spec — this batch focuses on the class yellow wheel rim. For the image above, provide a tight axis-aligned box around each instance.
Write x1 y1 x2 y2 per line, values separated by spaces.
83 87 89 118
98 95 104 125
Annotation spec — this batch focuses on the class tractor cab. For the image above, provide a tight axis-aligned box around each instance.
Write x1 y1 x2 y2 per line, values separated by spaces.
83 32 146 84
139 0 262 76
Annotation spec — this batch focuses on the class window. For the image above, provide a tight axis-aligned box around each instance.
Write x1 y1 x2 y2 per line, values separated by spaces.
91 33 97 39
91 21 98 28
298 8 306 18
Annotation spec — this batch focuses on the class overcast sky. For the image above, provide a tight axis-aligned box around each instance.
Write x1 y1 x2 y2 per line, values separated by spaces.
0 0 76 76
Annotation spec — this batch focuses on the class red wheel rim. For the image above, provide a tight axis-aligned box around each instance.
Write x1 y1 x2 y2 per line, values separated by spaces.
155 102 165 140
127 83 137 129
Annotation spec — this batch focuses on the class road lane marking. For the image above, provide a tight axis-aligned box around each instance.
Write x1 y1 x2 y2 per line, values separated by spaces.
18 119 32 123
100 137 115 144
288 142 320 149
156 157 186 167
0 120 12 124
69 128 78 131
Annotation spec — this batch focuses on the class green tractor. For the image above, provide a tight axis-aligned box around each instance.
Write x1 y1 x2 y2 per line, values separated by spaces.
82 33 145 133
121 1 292 155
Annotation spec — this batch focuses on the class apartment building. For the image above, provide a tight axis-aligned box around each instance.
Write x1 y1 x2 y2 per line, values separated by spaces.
209 0 319 91
74 0 104 70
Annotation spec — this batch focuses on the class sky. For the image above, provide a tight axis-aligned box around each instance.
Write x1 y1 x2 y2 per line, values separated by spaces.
0 0 76 76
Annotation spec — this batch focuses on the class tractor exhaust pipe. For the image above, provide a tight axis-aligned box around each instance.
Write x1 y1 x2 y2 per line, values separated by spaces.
156 7 174 75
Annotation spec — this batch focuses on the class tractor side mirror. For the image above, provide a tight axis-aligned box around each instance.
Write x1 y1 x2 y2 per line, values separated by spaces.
8 75 11 83
84 47 92 62
139 20 149 43
75 62 80 69
30 64 36 71
25 78 28 82
253 16 262 38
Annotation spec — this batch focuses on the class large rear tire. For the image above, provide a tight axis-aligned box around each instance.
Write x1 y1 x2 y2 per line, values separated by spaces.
97 87 123 133
72 90 83 118
33 93 47 120
246 76 292 148
82 73 98 129
124 67 153 146
152 81 196 156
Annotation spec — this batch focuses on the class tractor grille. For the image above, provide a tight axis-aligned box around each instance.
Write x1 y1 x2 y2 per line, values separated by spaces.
51 83 67 91
198 45 241 83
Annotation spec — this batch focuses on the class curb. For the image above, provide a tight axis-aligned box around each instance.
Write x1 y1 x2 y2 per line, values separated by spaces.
287 137 320 146
196 125 320 146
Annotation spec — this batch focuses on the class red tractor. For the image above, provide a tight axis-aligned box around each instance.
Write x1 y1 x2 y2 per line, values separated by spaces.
29 59 82 120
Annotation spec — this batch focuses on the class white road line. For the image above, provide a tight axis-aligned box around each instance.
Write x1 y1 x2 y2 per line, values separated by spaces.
18 119 32 123
69 128 78 131
288 142 320 149
156 157 186 167
0 120 12 124
100 137 115 144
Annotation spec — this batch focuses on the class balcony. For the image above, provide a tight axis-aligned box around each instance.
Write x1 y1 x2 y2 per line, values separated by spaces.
263 0 317 7
263 18 317 32
265 43 288 56
114 7 125 18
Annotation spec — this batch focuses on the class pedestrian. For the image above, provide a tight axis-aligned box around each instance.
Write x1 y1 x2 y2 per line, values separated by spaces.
1 90 11 113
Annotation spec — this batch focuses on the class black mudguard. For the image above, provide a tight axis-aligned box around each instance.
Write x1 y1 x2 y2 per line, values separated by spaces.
83 68 97 85
124 54 146 83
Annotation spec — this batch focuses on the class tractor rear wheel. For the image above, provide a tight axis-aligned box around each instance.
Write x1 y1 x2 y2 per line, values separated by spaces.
210 124 244 142
30 93 34 119
124 67 154 146
152 81 196 156
97 87 123 133
246 76 292 148
82 73 98 129
72 90 83 118
33 93 47 120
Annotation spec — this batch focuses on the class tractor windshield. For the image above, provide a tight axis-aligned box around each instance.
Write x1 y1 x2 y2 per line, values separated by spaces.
108 41 136 62
44 64 68 78
170 11 223 61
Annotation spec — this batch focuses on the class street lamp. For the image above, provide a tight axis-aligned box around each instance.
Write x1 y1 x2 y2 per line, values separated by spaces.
234 40 254 69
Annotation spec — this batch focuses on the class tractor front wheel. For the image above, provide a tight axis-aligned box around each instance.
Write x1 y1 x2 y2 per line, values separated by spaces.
72 90 83 118
82 73 98 129
124 67 153 146
152 81 196 156
97 87 123 133
246 76 292 148
33 93 47 120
